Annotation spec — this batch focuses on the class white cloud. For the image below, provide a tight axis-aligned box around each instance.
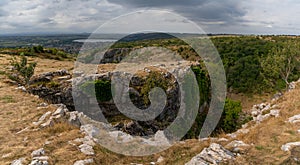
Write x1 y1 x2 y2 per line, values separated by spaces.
239 0 300 34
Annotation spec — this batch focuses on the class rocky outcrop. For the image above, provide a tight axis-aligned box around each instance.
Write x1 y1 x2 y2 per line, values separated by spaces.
101 48 132 64
251 103 280 123
22 148 49 165
28 70 74 110
185 143 235 165
27 66 204 137
32 104 82 128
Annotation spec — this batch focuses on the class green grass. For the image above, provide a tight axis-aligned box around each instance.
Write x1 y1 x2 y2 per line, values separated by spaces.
255 145 264 150
0 95 16 103
0 70 6 75
285 130 296 135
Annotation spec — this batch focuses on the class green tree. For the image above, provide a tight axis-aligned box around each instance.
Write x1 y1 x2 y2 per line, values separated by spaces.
261 41 300 90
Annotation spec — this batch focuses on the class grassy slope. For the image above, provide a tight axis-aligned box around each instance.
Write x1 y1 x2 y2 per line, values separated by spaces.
0 54 87 165
234 86 300 164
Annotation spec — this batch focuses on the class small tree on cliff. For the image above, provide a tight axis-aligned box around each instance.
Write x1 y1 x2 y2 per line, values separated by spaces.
261 40 300 90
7 55 37 86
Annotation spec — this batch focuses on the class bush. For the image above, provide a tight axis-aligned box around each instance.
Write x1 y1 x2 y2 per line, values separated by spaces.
218 98 243 133
80 80 112 102
7 55 37 86
139 72 169 105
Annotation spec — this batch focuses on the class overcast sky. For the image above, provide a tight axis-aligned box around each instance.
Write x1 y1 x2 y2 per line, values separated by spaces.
1 0 300 35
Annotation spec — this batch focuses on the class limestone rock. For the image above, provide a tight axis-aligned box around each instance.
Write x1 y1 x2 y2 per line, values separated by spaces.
15 86 26 92
251 102 280 123
281 146 300 164
270 109 280 117
185 143 235 165
38 103 48 107
52 104 68 116
281 142 300 151
79 144 94 155
217 138 229 142
109 131 134 143
11 157 25 165
31 148 45 157
29 159 48 165
289 82 296 91
68 111 81 127
33 111 51 126
40 119 54 128
80 124 100 139
272 92 283 101
157 156 164 163
225 140 250 153
73 158 94 165
288 114 300 123
154 131 171 146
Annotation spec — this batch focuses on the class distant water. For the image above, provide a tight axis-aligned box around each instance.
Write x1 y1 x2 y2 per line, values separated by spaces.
73 39 117 43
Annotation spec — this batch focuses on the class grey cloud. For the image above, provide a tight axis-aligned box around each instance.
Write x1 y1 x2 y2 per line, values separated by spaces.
0 9 7 17
107 0 209 8
108 0 246 26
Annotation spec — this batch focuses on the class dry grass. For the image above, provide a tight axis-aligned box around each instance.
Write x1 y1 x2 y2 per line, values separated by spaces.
233 86 300 164
91 139 209 165
228 92 272 111
0 54 86 165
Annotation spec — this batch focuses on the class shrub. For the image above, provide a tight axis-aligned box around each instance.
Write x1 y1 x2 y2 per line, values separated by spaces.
7 55 37 86
80 80 112 102
218 98 243 133
140 72 168 105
